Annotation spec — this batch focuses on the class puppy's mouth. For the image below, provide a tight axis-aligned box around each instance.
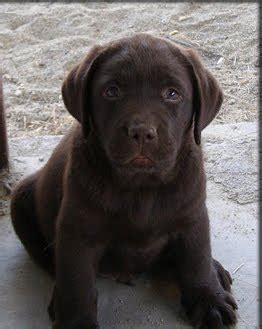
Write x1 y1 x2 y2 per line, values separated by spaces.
129 155 154 168
109 153 156 171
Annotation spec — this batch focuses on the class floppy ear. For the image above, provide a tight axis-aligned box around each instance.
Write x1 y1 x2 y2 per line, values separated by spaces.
182 49 223 145
61 44 115 137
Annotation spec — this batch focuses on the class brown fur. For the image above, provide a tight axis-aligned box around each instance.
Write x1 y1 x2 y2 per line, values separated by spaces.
11 34 237 328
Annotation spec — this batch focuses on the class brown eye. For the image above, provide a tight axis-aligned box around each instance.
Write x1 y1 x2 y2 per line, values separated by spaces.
103 85 121 99
163 88 180 101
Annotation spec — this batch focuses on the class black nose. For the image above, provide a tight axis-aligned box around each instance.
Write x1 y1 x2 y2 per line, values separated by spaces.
128 123 157 144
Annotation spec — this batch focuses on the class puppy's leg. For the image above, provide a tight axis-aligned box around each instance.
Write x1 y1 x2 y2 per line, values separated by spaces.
53 201 108 329
166 207 238 328
11 174 54 276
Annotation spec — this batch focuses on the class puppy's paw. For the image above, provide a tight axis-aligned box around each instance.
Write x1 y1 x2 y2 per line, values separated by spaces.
213 259 233 292
182 285 238 328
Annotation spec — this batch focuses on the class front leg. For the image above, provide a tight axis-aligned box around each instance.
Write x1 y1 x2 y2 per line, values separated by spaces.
52 202 108 329
171 206 238 328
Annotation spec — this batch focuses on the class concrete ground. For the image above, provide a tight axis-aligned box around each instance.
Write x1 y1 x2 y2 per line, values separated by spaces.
0 122 258 328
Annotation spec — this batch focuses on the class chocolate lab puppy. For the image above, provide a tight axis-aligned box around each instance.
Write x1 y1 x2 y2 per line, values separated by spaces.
11 33 237 328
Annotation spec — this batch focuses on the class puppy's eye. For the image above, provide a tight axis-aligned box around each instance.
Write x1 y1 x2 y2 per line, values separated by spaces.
163 88 181 101
103 85 121 99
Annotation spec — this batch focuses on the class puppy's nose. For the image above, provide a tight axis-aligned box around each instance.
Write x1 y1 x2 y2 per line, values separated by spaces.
128 124 157 144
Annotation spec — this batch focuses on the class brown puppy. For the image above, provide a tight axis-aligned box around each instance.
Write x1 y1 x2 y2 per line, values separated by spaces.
11 33 237 328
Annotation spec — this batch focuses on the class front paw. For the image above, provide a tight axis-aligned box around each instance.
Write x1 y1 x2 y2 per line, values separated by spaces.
213 259 233 292
182 285 238 328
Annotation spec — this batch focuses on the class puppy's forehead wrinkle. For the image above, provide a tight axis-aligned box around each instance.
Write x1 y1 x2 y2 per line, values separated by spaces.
96 47 192 97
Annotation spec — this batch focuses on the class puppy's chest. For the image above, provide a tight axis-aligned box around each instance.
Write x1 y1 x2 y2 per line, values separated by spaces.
114 190 177 235
100 191 177 276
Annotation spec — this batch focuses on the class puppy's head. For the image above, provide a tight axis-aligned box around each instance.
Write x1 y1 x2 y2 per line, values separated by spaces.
62 34 223 186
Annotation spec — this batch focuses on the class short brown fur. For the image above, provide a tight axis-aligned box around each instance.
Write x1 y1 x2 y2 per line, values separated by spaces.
11 34 237 328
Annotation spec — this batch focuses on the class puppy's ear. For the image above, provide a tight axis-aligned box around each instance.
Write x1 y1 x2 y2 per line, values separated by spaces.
182 48 223 145
62 44 115 137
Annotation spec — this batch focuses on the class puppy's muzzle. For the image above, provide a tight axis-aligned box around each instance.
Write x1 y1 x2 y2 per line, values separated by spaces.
127 122 158 145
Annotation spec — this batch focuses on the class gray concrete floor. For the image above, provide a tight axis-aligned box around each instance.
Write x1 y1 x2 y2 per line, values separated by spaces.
0 122 258 328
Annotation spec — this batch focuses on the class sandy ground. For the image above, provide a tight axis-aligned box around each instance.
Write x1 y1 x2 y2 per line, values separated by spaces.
0 2 259 137
0 3 259 329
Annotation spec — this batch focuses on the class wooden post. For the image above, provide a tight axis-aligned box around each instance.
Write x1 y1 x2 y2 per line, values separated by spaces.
0 73 9 170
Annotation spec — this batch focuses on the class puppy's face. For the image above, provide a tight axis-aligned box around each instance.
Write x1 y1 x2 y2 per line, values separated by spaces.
62 34 223 187
91 38 194 184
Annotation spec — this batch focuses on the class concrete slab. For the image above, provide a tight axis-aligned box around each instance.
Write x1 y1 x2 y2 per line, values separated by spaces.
0 122 258 328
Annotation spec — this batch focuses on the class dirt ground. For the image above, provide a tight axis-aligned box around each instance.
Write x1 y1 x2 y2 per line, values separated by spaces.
0 2 259 137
